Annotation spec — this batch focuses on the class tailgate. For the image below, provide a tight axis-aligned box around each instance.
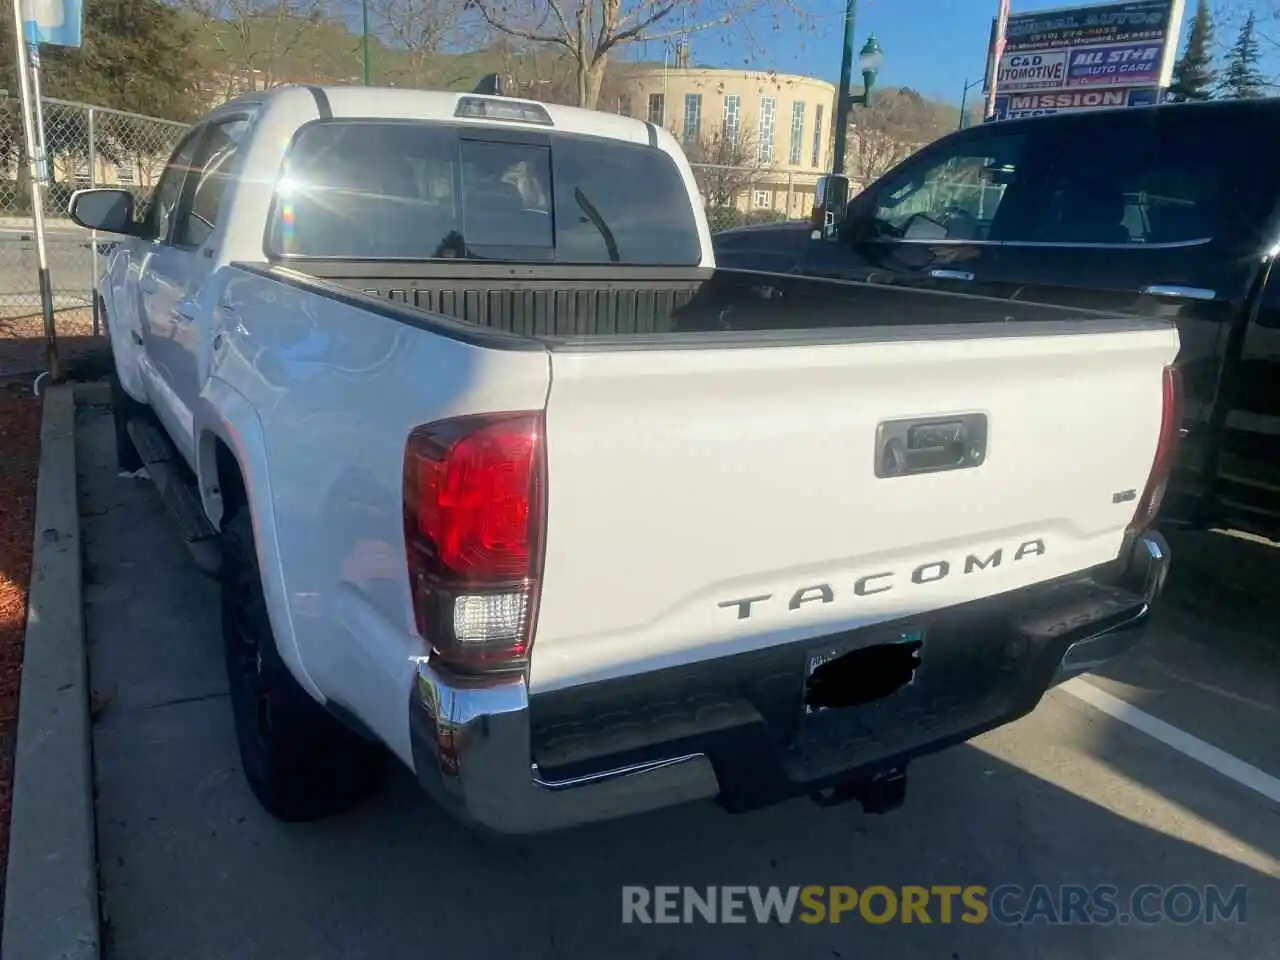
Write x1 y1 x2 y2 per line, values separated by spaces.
529 320 1178 693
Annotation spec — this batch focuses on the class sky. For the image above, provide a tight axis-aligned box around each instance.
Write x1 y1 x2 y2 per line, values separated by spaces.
631 0 1280 106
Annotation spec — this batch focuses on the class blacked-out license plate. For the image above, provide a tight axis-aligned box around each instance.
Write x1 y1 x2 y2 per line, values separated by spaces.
803 626 926 715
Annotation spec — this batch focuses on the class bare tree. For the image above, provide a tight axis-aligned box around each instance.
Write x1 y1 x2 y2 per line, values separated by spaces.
465 0 816 110
682 125 767 210
498 40 585 103
182 0 331 94
371 0 478 88
845 87 953 180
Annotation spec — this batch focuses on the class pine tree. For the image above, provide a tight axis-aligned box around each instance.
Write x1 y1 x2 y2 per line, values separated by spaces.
1 0 206 121
1169 0 1217 101
1221 11 1266 99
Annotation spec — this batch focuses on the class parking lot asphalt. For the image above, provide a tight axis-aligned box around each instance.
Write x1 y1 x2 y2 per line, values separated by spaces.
77 403 1280 960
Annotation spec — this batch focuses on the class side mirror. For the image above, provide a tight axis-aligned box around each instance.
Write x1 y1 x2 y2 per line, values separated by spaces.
809 174 851 241
68 188 138 235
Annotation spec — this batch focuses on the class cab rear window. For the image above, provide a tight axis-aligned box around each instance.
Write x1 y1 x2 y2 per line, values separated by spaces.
266 120 702 266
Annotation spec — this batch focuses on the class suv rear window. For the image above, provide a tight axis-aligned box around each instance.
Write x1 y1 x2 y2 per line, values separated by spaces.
267 120 701 265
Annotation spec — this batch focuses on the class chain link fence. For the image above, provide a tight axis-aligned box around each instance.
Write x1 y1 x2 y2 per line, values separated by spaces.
0 96 189 378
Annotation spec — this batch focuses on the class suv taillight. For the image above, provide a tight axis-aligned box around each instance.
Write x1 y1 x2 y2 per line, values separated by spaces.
403 412 545 675
1128 365 1183 536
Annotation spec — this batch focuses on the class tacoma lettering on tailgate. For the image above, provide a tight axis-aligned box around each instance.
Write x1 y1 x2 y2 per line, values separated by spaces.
718 539 1047 621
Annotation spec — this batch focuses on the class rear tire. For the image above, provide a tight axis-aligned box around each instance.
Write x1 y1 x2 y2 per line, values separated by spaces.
108 364 144 473
220 508 383 821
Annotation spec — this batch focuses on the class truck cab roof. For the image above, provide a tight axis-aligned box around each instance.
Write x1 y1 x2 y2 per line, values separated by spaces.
214 84 660 149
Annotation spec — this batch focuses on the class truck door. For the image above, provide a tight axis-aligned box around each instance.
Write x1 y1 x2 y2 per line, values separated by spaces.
135 126 206 452
976 105 1276 522
804 126 1054 300
138 117 250 462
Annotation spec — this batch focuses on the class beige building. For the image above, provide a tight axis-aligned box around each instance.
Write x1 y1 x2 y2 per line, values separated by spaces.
609 67 836 218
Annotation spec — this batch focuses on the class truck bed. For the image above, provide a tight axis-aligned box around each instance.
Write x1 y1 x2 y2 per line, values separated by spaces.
260 260 1127 340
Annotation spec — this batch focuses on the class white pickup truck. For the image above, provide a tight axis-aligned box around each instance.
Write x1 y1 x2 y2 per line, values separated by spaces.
70 84 1178 833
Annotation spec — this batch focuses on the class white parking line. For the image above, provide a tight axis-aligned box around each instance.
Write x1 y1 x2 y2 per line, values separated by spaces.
1059 677 1280 806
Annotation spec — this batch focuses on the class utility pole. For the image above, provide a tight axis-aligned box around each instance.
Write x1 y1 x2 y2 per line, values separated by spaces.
10 0 59 381
361 0 371 85
831 0 858 176
984 0 1011 121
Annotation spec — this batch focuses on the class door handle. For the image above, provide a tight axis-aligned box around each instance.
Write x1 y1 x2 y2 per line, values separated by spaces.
1141 284 1216 301
929 268 975 282
138 275 158 294
174 299 198 323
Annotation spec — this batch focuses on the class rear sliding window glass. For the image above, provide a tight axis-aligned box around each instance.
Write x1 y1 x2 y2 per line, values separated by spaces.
267 120 701 265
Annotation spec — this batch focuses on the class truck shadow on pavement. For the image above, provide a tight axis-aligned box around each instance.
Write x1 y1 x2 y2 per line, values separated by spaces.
76 403 1280 960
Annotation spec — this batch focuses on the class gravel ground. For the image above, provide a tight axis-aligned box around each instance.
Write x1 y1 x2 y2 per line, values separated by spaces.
0 379 41 916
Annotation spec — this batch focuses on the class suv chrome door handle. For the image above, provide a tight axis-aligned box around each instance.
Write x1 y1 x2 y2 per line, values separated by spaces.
929 268 975 282
1141 284 1216 301
174 298 198 323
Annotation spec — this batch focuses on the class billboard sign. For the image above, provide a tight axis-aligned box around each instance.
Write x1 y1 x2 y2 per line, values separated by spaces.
991 86 1165 120
986 0 1185 107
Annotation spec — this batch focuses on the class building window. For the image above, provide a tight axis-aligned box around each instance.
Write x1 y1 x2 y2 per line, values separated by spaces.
115 160 136 185
752 189 771 209
683 93 702 144
618 94 632 117
758 97 776 164
722 94 741 144
788 101 805 166
811 103 825 168
648 93 665 126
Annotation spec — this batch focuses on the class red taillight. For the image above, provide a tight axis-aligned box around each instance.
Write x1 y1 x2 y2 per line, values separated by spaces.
1129 365 1183 535
403 412 545 675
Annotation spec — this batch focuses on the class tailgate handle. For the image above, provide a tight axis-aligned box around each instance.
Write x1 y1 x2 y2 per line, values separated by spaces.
875 414 988 478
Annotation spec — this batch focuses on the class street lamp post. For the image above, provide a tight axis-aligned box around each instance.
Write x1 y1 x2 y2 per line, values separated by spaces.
957 76 984 130
831 7 884 177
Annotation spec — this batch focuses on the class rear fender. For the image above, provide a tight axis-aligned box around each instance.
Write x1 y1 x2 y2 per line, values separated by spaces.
194 377 323 701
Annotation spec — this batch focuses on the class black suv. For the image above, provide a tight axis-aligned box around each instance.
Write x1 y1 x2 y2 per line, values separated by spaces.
714 99 1280 541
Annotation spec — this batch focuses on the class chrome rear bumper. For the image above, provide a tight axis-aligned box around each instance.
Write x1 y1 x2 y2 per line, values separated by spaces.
408 670 720 834
1050 530 1169 685
409 531 1170 834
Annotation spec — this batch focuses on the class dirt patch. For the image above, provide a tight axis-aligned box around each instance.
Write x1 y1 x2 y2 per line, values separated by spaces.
0 309 103 379
0 379 41 911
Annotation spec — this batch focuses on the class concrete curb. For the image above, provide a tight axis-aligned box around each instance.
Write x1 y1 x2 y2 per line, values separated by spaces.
2 384 99 960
